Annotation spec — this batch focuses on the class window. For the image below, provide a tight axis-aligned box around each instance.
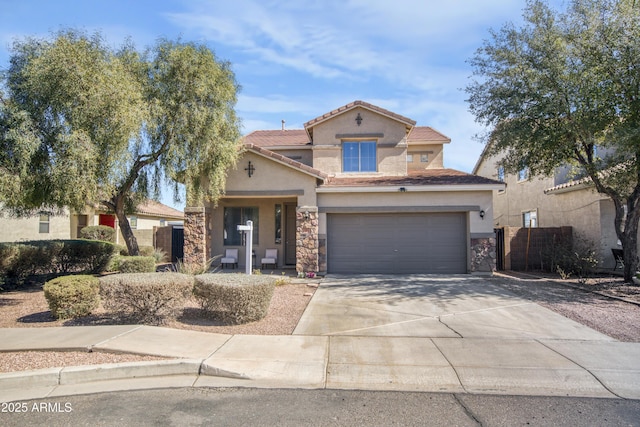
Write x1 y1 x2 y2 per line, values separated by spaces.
343 141 376 172
497 166 505 182
224 207 259 245
275 204 282 244
39 213 50 234
420 153 429 163
518 167 529 182
523 210 538 228
406 154 413 163
129 216 137 229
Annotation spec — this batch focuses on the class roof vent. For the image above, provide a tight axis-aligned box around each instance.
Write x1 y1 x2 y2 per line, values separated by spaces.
281 119 286 131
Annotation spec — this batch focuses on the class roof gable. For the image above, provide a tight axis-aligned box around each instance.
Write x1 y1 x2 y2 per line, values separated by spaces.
303 101 416 140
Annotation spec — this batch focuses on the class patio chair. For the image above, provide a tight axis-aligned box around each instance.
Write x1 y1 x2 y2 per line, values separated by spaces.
261 249 278 269
221 249 239 269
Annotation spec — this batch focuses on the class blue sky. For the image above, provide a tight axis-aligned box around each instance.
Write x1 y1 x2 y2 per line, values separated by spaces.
0 0 566 210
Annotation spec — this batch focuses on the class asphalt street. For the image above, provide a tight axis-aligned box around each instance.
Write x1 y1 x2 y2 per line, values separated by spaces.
1 388 639 427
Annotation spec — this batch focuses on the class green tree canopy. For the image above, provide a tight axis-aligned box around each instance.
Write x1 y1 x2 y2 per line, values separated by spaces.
1 30 241 255
466 0 640 281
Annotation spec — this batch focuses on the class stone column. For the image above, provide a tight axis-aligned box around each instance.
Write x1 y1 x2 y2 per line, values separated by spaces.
296 206 319 274
183 207 207 268
470 236 497 274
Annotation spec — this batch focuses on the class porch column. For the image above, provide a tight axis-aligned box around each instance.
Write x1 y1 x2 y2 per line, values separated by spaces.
296 206 319 274
183 206 207 268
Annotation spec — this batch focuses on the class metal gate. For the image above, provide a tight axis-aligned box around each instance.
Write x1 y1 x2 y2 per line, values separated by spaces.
171 226 184 263
494 227 505 271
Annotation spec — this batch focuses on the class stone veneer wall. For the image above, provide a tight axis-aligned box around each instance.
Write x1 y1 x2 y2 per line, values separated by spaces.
296 207 319 274
470 237 496 273
183 207 207 267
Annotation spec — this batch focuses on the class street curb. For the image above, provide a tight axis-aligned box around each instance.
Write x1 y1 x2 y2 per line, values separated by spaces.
0 359 229 390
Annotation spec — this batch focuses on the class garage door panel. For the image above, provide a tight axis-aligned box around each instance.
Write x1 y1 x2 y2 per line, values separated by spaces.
327 213 466 274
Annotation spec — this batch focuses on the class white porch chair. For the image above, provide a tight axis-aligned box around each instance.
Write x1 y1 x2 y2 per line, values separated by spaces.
261 249 278 269
221 249 239 269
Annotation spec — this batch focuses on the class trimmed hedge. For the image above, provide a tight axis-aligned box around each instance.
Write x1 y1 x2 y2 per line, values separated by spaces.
99 273 194 324
117 256 156 273
193 274 276 324
43 275 100 319
0 240 117 288
79 225 116 242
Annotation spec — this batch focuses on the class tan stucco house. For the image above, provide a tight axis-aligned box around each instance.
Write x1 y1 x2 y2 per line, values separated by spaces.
184 101 504 274
0 199 183 248
473 149 635 269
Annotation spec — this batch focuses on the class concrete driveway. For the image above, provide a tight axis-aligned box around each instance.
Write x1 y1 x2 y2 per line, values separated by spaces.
293 275 613 340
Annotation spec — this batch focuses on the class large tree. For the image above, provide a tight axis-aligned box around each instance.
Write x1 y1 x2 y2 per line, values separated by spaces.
466 0 640 282
0 30 241 255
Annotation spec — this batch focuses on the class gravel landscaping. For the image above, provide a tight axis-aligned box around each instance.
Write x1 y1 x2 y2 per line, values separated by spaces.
1 272 639 373
0 280 317 372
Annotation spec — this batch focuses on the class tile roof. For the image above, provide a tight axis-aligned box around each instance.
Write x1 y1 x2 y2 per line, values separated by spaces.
136 199 184 219
304 100 417 129
407 126 451 143
242 129 310 147
323 169 502 187
244 144 328 179
544 176 593 194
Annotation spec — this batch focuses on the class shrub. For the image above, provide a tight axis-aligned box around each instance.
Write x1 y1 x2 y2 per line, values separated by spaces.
99 273 194 324
43 275 100 319
152 249 168 264
80 225 116 242
139 246 155 257
543 235 598 283
118 256 156 273
193 274 276 324
0 240 116 288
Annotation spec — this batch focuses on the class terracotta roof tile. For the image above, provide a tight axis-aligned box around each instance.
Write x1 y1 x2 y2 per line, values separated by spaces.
245 144 328 179
135 200 184 219
324 169 501 187
304 100 416 129
407 126 450 143
242 129 310 147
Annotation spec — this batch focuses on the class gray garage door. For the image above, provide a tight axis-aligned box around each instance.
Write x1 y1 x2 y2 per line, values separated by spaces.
327 213 467 274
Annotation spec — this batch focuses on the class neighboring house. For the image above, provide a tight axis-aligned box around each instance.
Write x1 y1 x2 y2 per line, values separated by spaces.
473 148 632 269
183 100 504 274
0 199 184 248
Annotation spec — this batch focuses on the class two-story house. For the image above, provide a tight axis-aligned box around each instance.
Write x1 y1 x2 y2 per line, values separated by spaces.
473 147 629 269
184 101 504 275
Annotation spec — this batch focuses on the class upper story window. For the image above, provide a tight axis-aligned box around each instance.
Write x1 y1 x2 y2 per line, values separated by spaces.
420 153 429 163
129 216 138 229
518 167 529 182
406 154 413 163
343 141 376 172
497 166 505 182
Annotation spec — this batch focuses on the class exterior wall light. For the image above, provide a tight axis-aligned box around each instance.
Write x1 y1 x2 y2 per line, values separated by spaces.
479 210 486 220
303 210 310 220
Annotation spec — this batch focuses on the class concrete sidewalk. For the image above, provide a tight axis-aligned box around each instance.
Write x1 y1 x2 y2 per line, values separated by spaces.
1 325 640 402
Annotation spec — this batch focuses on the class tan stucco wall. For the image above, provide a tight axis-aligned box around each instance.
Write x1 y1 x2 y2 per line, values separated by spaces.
310 106 409 176
317 190 495 235
407 144 444 170
0 211 72 242
225 152 319 206
269 148 313 167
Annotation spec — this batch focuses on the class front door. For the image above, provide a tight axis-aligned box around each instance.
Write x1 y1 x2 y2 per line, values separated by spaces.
284 203 297 265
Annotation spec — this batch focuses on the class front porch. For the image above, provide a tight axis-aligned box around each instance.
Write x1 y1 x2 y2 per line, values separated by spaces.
183 198 320 275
